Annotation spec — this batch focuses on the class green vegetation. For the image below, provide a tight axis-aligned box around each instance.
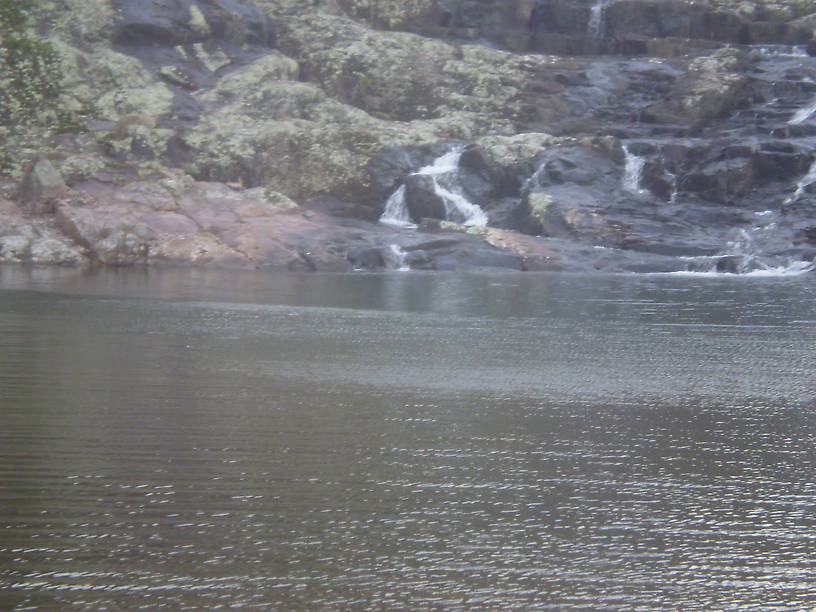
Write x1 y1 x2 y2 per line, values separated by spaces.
0 0 72 175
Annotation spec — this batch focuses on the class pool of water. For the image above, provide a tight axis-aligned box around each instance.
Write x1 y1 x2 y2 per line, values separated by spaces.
1 266 814 609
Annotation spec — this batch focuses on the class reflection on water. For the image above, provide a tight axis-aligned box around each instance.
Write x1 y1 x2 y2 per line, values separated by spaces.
1 267 815 609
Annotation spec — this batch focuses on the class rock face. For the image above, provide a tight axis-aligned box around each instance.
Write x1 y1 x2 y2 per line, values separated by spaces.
20 158 67 214
2 0 816 273
51 178 353 269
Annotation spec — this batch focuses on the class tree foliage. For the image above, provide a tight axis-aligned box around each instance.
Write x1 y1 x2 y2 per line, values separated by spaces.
0 0 69 174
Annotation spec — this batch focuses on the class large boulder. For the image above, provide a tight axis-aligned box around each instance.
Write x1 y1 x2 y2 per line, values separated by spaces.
515 184 630 247
404 174 447 222
647 48 751 122
457 145 504 203
20 158 67 215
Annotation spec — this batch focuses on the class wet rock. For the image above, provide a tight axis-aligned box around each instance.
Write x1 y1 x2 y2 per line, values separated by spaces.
753 144 814 184
112 0 273 47
364 145 439 205
663 48 751 122
347 244 421 271
474 227 561 271
528 145 621 190
348 246 387 270
294 247 354 273
404 174 447 222
458 145 505 203
515 191 559 237
641 161 675 201
680 157 755 203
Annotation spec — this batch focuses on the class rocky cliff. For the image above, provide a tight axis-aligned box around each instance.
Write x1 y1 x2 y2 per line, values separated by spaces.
1 0 815 273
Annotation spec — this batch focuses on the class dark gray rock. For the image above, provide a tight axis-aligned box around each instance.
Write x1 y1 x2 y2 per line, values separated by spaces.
364 146 434 205
111 0 275 102
112 0 273 47
363 143 457 206
680 158 755 203
404 173 447 222
457 145 508 205
528 146 620 190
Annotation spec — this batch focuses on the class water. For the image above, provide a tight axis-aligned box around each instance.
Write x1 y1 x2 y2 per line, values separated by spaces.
379 185 414 228
1 267 815 610
787 96 816 125
387 244 409 271
379 147 488 228
754 45 808 58
677 212 816 276
785 159 816 205
588 0 609 38
622 144 647 195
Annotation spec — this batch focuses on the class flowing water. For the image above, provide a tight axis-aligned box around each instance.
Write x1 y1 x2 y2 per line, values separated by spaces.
1 267 815 610
787 96 816 125
379 147 488 228
622 144 647 196
588 0 610 38
785 159 816 205
379 185 413 229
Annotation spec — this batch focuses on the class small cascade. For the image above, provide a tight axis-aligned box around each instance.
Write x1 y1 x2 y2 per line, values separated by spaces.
379 146 488 228
379 185 414 228
667 170 679 204
588 0 609 38
622 145 647 195
522 160 548 194
416 147 489 226
787 97 816 125
784 159 816 205
680 219 815 276
387 244 410 271
755 45 808 58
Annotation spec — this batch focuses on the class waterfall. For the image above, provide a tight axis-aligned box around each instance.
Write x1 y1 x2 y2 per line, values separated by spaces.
422 147 488 226
379 147 488 228
712 227 814 275
784 159 816 205
380 185 414 228
679 219 815 276
667 170 679 204
523 160 548 194
622 145 647 195
588 0 608 38
756 45 808 58
387 244 409 271
787 97 816 125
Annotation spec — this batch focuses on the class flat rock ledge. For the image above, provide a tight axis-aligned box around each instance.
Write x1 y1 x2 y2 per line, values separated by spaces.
1 174 561 273
1 175 337 270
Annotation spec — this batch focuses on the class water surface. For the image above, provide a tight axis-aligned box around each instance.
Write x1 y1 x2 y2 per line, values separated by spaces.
1 267 814 609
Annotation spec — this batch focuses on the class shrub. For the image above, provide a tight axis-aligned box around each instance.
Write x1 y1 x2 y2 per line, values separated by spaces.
0 0 71 174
